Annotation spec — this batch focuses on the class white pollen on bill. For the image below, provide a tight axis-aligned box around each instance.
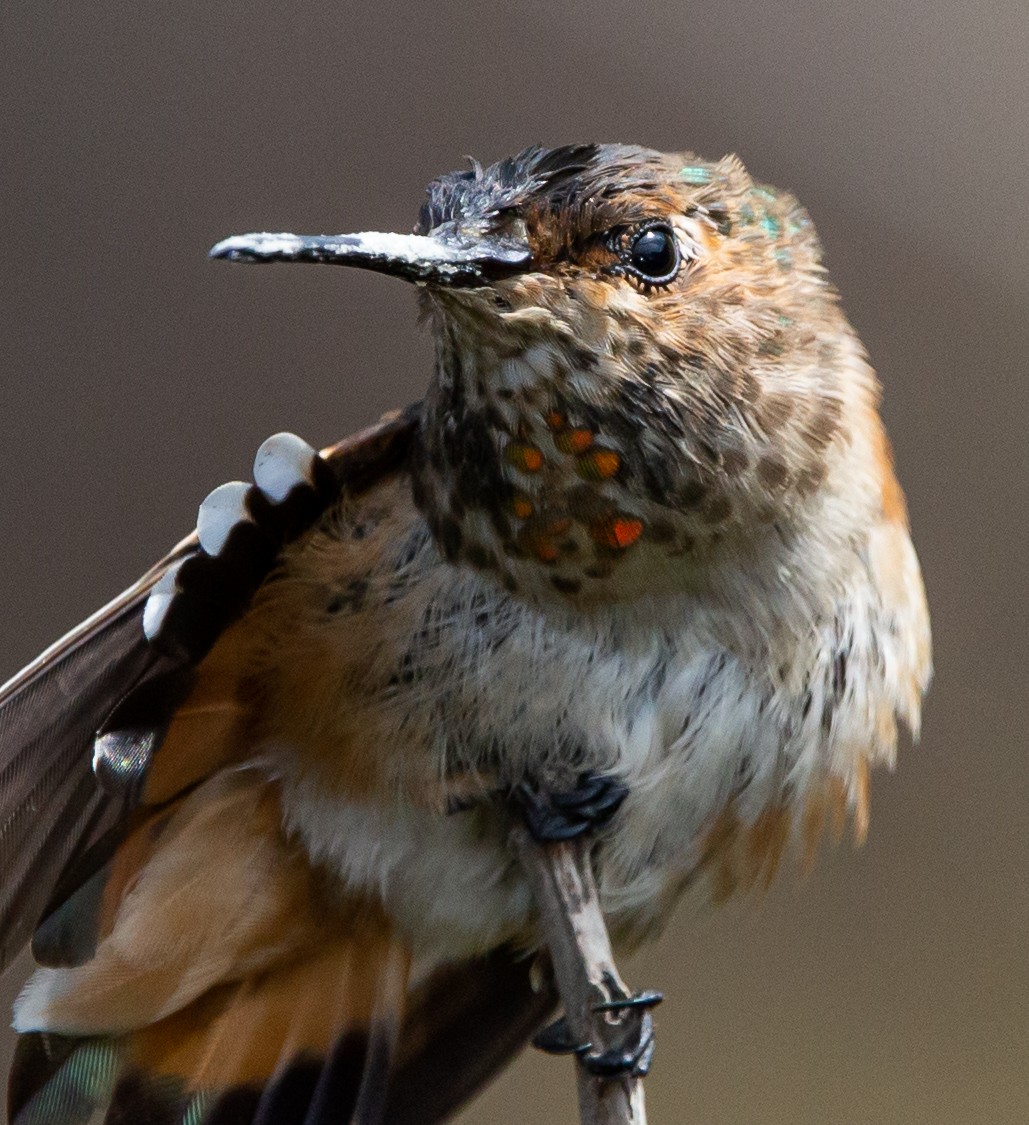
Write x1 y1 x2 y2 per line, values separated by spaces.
344 231 463 265
197 481 251 556
253 432 317 503
210 233 307 258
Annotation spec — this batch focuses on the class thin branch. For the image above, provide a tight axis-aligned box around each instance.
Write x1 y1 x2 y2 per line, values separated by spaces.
513 829 650 1125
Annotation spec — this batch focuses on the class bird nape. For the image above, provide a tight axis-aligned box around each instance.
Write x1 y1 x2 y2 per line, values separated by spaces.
1 143 930 1124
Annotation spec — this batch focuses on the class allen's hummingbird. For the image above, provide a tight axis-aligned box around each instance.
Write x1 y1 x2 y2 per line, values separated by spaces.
0 144 930 1124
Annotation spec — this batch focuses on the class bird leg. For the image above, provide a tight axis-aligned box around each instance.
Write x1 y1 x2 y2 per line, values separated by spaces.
513 771 629 843
511 828 654 1124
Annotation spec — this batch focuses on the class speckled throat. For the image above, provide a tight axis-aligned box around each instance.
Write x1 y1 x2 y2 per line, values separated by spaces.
411 288 849 605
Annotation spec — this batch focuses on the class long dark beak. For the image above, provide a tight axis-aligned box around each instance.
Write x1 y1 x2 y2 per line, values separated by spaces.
209 225 531 288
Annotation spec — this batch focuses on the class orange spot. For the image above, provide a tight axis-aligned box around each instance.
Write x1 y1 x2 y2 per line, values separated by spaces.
590 449 620 478
534 539 559 563
592 516 644 550
512 496 533 520
556 428 594 454
545 410 565 430
505 443 544 473
517 521 563 564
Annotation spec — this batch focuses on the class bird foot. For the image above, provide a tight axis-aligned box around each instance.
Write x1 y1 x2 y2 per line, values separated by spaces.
532 991 663 1078
513 771 629 843
532 1015 588 1056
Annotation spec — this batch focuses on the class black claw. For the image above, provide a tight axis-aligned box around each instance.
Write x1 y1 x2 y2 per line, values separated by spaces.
592 990 663 1013
551 774 608 807
513 771 629 844
583 1011 656 1079
534 993 660 1079
532 1016 591 1057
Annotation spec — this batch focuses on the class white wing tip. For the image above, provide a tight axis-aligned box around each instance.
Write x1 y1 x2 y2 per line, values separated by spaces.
142 560 185 641
253 432 318 503
197 480 252 556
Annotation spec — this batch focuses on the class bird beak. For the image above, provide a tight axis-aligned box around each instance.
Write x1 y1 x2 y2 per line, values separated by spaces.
209 224 531 288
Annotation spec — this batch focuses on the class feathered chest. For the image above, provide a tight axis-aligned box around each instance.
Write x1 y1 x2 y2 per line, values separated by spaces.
247 467 922 949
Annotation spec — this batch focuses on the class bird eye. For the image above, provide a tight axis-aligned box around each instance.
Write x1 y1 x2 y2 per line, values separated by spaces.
619 222 682 286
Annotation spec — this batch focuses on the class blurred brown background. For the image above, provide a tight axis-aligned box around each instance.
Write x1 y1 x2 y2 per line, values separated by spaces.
1 0 1026 1121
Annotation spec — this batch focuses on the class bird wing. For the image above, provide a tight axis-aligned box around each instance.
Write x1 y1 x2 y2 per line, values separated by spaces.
0 538 193 976
0 406 419 977
2 403 556 1124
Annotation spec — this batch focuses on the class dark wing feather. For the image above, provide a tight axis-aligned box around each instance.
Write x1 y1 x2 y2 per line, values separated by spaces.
0 542 192 973
5 405 554 1125
384 948 558 1124
0 406 420 976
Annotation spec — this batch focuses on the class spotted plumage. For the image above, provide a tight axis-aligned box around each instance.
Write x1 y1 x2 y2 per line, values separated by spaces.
412 148 865 608
1 143 930 1123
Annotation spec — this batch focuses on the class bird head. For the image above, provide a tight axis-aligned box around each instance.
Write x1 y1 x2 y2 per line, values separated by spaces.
213 145 884 605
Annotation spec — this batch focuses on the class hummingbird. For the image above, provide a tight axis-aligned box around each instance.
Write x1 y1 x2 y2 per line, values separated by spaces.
0 144 931 1124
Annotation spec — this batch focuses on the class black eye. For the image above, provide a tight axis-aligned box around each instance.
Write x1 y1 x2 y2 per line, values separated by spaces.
622 222 681 286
